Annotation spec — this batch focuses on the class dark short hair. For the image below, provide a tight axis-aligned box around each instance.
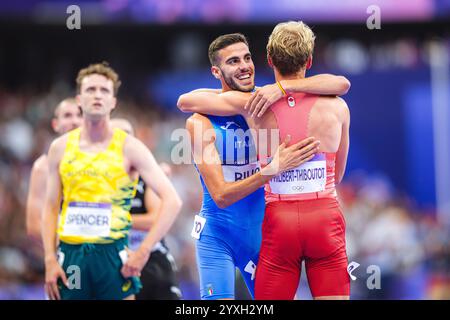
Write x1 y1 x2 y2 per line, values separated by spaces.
208 33 249 66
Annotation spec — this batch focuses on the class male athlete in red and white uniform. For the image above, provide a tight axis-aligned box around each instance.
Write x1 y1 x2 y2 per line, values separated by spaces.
249 21 351 300
177 22 350 300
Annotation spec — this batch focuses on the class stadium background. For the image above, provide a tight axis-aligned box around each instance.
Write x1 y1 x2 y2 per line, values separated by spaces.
0 0 449 299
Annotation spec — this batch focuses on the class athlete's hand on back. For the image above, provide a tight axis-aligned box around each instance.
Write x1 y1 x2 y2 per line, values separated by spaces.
245 83 284 118
44 258 68 300
121 247 150 278
263 135 320 176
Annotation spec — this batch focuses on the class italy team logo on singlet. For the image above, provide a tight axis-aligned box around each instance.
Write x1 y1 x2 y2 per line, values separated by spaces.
218 118 260 183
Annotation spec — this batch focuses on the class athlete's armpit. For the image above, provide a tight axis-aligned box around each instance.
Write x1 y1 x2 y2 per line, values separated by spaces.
335 99 350 184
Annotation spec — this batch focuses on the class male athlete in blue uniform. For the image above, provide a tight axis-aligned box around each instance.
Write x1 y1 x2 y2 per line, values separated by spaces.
182 33 349 300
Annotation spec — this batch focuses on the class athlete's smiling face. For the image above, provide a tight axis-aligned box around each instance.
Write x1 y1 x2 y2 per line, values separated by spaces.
212 42 255 92
77 74 117 119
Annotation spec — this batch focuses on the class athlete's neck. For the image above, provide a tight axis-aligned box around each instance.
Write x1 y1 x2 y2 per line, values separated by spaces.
81 117 112 143
220 79 232 93
274 68 306 83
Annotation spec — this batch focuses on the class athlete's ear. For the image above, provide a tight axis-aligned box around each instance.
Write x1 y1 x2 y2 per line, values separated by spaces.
306 56 313 70
51 118 59 133
267 54 274 69
76 94 82 107
111 97 117 111
211 66 221 80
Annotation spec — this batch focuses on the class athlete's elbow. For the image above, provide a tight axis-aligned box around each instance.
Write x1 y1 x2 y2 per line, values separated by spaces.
169 192 183 215
338 76 351 95
174 195 183 213
26 222 41 239
214 191 237 209
216 199 229 209
211 192 227 209
177 95 194 113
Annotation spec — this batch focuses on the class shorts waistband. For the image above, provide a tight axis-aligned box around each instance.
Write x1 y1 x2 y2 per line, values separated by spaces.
59 237 128 250
267 191 335 202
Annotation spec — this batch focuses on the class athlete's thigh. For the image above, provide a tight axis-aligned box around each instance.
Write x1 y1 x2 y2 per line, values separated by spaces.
196 234 235 300
234 225 262 299
90 242 142 300
305 249 350 298
255 202 302 300
57 244 92 300
304 207 350 298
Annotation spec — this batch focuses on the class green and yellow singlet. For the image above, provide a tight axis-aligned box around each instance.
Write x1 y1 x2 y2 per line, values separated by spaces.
57 128 137 244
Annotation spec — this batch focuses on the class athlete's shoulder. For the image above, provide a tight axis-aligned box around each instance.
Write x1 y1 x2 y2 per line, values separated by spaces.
321 97 350 126
186 113 213 130
47 132 71 161
316 95 348 113
32 154 48 175
123 130 145 151
51 132 71 150
335 97 350 117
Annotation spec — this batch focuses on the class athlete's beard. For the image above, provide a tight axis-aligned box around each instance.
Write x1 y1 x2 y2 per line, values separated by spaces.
221 68 255 92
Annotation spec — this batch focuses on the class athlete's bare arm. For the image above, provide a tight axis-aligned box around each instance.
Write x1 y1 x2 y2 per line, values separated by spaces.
131 187 160 231
177 74 350 116
26 155 48 241
187 113 319 208
42 136 69 300
121 136 182 277
334 98 350 184
281 74 350 96
190 88 222 94
178 90 249 116
247 74 351 117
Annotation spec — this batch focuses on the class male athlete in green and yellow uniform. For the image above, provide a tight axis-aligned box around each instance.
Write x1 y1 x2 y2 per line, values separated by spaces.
41 62 182 300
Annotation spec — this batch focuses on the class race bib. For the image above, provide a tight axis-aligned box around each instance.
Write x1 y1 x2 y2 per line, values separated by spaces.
222 162 261 182
190 215 206 240
244 260 257 281
62 202 112 237
269 154 326 195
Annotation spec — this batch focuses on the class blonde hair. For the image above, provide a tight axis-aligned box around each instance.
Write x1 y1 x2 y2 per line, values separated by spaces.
267 21 315 76
76 61 121 95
